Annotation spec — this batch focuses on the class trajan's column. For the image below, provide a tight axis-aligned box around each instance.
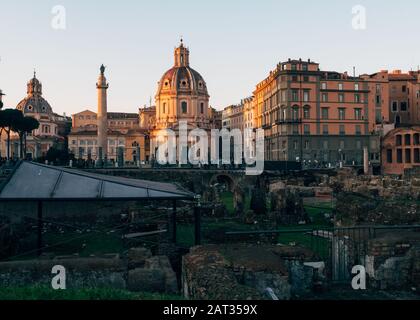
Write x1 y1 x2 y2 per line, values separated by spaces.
97 64 109 165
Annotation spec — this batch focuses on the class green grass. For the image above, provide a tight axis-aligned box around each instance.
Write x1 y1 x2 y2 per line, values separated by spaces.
10 229 125 261
220 192 235 214
176 224 196 247
0 285 184 300
275 202 334 259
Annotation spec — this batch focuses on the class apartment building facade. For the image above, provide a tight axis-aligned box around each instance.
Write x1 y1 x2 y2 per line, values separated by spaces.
387 70 420 125
253 59 387 168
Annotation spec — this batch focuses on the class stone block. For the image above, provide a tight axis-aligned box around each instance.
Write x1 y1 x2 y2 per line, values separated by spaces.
127 247 152 269
127 268 166 293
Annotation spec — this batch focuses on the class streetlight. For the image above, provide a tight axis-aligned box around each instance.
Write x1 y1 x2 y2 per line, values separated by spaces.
0 89 5 109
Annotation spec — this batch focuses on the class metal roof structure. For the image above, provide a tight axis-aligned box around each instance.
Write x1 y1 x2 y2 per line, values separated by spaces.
0 161 195 201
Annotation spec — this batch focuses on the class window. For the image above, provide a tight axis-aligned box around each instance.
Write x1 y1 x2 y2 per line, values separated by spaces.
392 101 398 112
303 91 310 102
321 108 329 120
339 94 344 103
339 125 345 135
376 95 380 104
304 124 310 135
162 102 166 114
292 76 298 82
200 102 204 114
371 140 377 149
303 76 309 82
293 141 298 150
302 64 308 71
356 140 362 149
396 135 402 146
387 149 393 163
405 134 411 145
405 149 412 163
303 107 310 119
400 101 407 111
181 101 188 113
338 108 346 120
355 125 362 135
281 91 287 102
304 140 310 149
354 108 362 120
322 125 329 135
354 94 360 103
338 83 343 90
321 83 327 90
292 90 299 102
292 107 299 120
355 83 359 91
291 64 297 71
402 85 407 93
322 93 328 102
397 149 403 163
414 133 420 145
340 140 345 150
323 140 328 149
415 149 420 163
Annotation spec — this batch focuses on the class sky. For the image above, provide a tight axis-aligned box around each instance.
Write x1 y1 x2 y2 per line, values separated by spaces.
0 0 419 116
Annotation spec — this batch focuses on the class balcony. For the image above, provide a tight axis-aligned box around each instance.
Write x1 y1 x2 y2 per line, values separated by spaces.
275 118 302 125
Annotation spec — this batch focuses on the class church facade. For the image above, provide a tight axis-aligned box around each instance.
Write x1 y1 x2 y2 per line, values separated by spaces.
0 73 71 160
68 40 217 165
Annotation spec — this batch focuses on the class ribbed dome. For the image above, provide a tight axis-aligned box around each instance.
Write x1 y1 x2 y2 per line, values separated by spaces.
16 96 53 114
156 41 209 98
16 73 53 114
157 66 208 96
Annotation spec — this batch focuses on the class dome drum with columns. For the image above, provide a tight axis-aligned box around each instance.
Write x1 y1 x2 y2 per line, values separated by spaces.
155 40 211 130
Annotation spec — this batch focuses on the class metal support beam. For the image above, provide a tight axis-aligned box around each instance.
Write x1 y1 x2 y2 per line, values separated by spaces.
37 201 43 256
172 200 177 243
194 206 201 246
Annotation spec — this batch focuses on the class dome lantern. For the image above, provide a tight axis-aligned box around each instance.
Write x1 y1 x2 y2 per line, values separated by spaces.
174 40 190 67
27 70 42 97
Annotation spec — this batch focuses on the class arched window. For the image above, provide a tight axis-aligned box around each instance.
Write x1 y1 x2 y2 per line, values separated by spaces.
181 101 188 114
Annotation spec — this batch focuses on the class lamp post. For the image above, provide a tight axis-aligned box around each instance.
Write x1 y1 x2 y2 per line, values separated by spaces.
0 89 5 109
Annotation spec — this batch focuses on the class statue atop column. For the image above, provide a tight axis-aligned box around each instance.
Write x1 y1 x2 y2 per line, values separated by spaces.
100 64 106 75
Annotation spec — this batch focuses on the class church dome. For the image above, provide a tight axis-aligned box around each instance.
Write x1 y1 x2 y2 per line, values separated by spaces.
156 40 209 97
16 72 53 114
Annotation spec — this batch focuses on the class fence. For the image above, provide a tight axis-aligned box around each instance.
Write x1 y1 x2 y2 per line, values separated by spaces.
224 225 420 283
